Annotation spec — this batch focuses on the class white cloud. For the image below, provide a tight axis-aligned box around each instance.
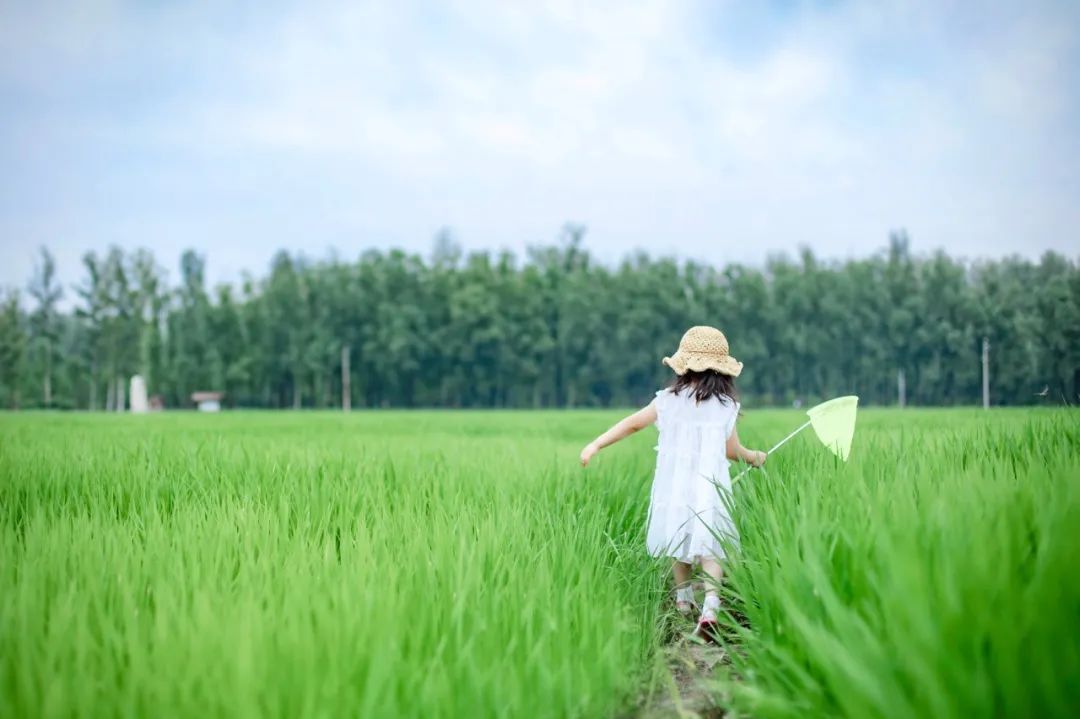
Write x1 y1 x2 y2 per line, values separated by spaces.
1 0 1078 294
973 14 1076 127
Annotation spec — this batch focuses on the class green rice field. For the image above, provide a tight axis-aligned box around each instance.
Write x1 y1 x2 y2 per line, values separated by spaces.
1 409 1078 717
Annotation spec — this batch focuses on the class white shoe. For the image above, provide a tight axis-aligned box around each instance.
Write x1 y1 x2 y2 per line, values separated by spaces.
674 586 697 617
695 596 721 641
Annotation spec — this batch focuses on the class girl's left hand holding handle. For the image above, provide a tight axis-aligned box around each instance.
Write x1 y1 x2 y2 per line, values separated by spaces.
580 443 599 467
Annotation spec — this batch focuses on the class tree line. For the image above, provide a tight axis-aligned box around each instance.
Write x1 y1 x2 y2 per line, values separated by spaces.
1 228 1077 410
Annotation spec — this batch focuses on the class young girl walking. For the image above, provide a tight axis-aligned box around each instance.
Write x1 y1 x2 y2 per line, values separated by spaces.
579 326 766 637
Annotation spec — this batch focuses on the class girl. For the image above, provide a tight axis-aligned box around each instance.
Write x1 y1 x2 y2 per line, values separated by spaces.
579 326 766 637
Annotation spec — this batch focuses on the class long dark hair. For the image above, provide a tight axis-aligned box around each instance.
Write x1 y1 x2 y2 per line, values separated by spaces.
669 369 738 405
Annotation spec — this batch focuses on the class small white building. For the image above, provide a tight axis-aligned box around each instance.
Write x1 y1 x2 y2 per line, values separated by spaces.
191 391 224 412
130 375 149 414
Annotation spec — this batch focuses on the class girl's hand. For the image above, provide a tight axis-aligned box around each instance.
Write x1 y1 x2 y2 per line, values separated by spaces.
580 443 599 467
748 450 767 468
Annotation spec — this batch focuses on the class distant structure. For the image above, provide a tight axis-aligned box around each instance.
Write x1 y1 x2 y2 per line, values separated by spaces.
191 391 224 412
130 375 149 414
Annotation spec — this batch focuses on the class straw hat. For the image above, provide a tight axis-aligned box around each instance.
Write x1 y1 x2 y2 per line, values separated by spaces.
662 326 743 377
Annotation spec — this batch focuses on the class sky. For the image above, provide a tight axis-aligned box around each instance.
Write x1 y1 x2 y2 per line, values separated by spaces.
1 0 1078 293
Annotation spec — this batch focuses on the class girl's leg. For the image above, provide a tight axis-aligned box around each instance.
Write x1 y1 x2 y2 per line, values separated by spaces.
700 557 723 599
673 560 693 588
672 561 695 615
697 557 724 640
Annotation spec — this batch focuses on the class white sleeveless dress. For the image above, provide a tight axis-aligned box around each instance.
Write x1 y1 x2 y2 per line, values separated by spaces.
647 388 741 563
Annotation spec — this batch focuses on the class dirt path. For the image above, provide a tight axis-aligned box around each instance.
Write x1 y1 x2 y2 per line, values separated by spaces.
635 627 732 719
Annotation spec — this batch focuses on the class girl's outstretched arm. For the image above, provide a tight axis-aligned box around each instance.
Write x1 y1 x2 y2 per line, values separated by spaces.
580 402 657 467
726 426 767 467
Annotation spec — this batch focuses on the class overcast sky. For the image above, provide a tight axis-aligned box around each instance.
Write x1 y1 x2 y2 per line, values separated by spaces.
1 0 1078 292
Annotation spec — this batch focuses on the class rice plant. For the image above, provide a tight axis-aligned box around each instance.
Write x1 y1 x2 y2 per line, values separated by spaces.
1 409 1077 717
0 412 665 718
719 409 1080 718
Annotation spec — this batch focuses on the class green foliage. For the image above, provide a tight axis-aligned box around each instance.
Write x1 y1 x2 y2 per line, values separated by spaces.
0 290 26 409
0 409 1076 717
720 409 1080 718
1 236 1078 409
26 247 63 408
0 411 667 718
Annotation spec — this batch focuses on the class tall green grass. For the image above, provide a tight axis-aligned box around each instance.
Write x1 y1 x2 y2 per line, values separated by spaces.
721 409 1080 718
1 409 1077 717
1 412 665 718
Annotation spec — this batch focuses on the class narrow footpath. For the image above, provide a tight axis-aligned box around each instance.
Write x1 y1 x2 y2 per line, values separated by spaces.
633 584 752 719
637 634 730 718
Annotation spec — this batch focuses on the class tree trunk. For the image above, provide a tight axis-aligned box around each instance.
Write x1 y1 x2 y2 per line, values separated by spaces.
116 376 126 412
292 371 302 409
89 360 98 410
43 349 52 408
341 345 351 411
897 368 906 408
105 377 115 411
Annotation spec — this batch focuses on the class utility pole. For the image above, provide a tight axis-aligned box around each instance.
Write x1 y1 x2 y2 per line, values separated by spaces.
897 368 906 409
982 337 990 409
341 344 351 412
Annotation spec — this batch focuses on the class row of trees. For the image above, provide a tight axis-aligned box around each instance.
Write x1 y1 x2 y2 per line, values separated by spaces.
1 229 1077 410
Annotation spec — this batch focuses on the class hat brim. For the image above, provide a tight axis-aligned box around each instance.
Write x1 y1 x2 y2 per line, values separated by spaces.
662 352 743 377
